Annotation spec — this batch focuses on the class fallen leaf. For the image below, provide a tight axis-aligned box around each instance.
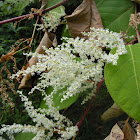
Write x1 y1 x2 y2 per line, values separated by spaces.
104 124 124 140
123 121 136 140
65 0 103 38
101 103 124 122
18 32 57 89
104 135 110 140
136 124 140 140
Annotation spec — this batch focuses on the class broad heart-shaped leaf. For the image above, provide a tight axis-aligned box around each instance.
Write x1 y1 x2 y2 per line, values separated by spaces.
94 0 135 36
40 86 79 110
15 132 35 140
105 43 140 122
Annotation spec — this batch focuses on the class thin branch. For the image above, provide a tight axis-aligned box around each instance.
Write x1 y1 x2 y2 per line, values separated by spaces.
127 36 137 45
0 0 71 25
77 78 105 129
29 16 39 47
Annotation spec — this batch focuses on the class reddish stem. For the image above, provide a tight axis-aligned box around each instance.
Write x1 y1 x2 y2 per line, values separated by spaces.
0 0 71 25
135 3 140 43
77 78 105 128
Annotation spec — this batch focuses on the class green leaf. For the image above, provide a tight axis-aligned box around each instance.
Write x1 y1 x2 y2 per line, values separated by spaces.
40 86 79 110
0 1 3 7
15 132 35 140
62 24 71 38
3 0 33 14
94 0 135 36
105 43 140 122
47 0 63 7
40 57 80 110
49 5 65 18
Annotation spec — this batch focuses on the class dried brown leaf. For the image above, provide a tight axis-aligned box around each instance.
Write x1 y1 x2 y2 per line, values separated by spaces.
136 124 140 140
101 103 124 122
104 135 110 140
123 122 136 140
0 46 20 64
18 32 57 89
65 0 103 38
104 124 124 140
0 50 15 64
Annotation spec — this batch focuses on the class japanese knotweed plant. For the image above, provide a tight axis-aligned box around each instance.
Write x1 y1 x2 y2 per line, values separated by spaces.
0 27 127 140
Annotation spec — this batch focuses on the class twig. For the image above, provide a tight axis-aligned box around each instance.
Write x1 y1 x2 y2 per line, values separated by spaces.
40 18 49 34
0 0 71 25
29 16 39 47
77 78 105 129
12 38 32 55
127 36 137 45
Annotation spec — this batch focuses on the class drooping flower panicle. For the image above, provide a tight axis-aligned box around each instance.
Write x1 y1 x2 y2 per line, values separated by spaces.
2 27 127 139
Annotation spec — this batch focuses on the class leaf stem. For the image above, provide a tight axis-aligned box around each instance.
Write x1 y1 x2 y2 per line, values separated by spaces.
29 16 39 48
135 3 140 43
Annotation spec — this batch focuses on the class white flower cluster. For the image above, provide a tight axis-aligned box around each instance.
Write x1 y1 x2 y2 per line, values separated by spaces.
12 27 127 103
5 27 127 139
0 91 78 140
36 6 65 32
82 27 127 65
129 13 140 29
0 124 43 140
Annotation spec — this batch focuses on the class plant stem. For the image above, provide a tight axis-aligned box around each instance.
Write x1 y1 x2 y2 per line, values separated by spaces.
0 0 71 25
29 16 39 48
135 3 140 43
136 28 140 43
77 78 105 129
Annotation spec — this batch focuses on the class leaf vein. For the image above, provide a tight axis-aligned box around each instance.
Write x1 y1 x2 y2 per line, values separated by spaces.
129 47 140 99
107 6 134 28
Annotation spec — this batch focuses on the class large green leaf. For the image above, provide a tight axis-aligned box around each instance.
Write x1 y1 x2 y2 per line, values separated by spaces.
2 0 33 14
40 86 79 110
47 0 63 7
94 0 135 35
105 43 140 122
15 132 35 140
